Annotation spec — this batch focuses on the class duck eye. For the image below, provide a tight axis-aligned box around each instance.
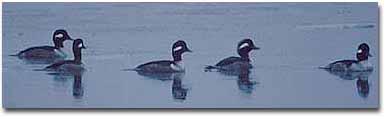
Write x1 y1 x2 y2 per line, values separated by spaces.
55 33 64 38
239 43 249 49
358 49 363 53
173 46 183 52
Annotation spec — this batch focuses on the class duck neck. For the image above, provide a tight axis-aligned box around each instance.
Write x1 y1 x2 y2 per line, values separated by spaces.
240 54 250 61
53 38 64 48
73 48 82 64
238 50 250 61
356 53 368 62
173 52 182 62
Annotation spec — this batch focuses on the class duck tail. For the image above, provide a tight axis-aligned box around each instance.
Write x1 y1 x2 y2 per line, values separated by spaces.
205 65 216 69
122 68 139 71
33 68 47 71
204 65 218 72
34 66 53 71
9 53 19 57
318 66 330 69
9 51 22 57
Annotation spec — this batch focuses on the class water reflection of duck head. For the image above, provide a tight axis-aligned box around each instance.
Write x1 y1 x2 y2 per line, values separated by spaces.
73 72 83 99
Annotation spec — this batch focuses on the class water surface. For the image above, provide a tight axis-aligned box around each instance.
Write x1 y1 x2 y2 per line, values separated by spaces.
2 3 379 108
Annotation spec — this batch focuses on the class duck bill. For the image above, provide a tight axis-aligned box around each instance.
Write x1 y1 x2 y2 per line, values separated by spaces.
252 46 260 50
67 37 74 41
369 53 373 57
186 49 193 53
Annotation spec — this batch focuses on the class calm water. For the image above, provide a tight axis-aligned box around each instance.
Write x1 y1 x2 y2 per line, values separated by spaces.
2 3 379 108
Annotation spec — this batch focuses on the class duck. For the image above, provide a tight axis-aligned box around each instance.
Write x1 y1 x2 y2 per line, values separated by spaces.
205 38 260 72
132 40 192 73
12 29 73 60
44 39 86 73
320 43 373 72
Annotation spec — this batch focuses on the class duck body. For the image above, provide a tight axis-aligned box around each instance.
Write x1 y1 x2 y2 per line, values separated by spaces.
14 29 73 61
324 60 373 72
135 60 184 73
16 46 66 59
207 56 253 72
132 40 192 74
321 43 373 72
205 39 259 73
44 39 86 73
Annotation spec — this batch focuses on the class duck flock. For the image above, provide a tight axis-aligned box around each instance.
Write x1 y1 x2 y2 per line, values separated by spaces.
10 29 375 99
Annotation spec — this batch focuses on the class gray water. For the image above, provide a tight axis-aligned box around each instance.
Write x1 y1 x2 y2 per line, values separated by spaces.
2 3 379 108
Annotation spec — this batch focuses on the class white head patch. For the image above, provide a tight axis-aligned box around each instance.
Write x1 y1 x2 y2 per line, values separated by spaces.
55 33 64 38
173 46 183 52
239 43 249 49
358 49 363 53
78 43 84 48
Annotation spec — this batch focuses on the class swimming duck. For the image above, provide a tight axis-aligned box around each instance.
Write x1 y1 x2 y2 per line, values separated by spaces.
44 39 86 73
132 40 192 73
13 29 73 60
205 38 260 72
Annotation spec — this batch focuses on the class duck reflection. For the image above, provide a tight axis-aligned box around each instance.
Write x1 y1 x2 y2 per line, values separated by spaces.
211 64 257 94
135 71 177 81
46 69 84 99
172 74 188 101
214 63 251 76
237 69 257 94
322 69 372 98
324 69 373 80
356 77 369 98
72 72 84 99
236 65 258 94
135 71 189 101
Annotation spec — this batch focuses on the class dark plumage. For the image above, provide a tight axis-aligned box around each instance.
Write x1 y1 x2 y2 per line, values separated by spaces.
14 29 73 60
135 60 177 73
214 56 250 67
205 38 260 72
320 43 373 71
45 39 86 72
132 40 192 73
